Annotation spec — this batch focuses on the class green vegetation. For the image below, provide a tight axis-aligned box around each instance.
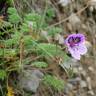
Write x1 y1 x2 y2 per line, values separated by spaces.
43 75 65 91
31 61 48 68
0 2 71 95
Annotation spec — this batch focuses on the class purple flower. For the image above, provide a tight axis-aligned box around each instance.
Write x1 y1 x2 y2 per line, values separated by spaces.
65 33 87 60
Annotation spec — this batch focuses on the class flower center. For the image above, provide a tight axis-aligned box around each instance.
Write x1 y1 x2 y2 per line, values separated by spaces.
68 36 81 47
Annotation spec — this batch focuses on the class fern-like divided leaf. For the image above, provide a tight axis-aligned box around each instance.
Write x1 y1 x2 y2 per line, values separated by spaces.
43 75 64 91
36 43 68 61
0 70 6 80
31 61 48 68
24 13 41 22
0 49 17 57
7 7 21 24
48 27 63 36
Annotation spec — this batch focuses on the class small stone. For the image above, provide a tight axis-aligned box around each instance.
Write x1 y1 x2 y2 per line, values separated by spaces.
64 83 73 94
58 35 64 44
54 34 64 44
86 77 92 90
73 68 78 74
69 14 81 25
68 77 81 85
78 67 83 71
59 0 71 7
84 41 92 50
88 90 95 96
67 83 73 90
90 0 96 6
54 34 61 41
19 70 44 93
41 30 51 42
80 70 87 77
88 66 94 72
89 6 94 12
78 66 87 76
80 80 87 88
67 22 73 31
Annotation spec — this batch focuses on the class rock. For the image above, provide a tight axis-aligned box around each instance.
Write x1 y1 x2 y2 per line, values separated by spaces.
80 70 87 77
66 83 73 90
64 83 73 94
69 14 81 27
59 0 71 7
88 90 95 96
54 34 64 44
54 33 61 41
84 41 92 49
80 80 87 88
19 70 44 93
84 41 92 57
89 0 96 6
78 66 83 71
89 0 96 12
41 30 51 42
86 77 92 90
58 36 64 44
73 68 79 74
88 66 94 72
89 6 94 12
78 66 87 76
68 77 81 85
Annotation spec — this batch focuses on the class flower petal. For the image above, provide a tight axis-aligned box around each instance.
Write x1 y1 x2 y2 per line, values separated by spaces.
78 44 87 55
68 47 81 60
76 33 85 41
65 34 76 46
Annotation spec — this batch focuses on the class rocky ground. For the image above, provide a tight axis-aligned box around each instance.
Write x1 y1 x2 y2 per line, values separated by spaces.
0 0 96 96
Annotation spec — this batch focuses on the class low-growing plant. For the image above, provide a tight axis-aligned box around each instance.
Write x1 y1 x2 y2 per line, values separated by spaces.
43 75 65 91
0 69 6 80
31 61 48 68
0 5 74 96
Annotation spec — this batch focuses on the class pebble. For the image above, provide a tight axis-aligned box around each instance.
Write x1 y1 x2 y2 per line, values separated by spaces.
86 77 92 90
73 68 79 74
88 90 95 96
59 0 71 6
88 66 94 72
64 83 73 94
58 35 64 44
19 70 44 93
80 80 87 88
69 14 81 26
80 70 87 77
68 77 81 85
78 67 83 71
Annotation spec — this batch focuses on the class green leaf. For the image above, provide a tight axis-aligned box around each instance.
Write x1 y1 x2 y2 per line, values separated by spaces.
0 70 6 80
24 13 41 22
31 61 48 68
7 7 17 14
46 8 55 19
48 27 63 36
36 43 68 59
4 32 21 47
8 14 21 24
43 75 65 91
7 7 21 24
20 23 29 33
